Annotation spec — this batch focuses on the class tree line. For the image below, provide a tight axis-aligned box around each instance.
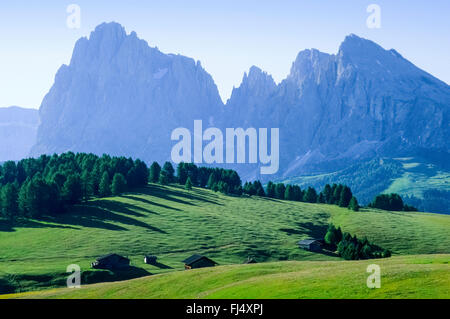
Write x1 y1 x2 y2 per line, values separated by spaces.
242 180 360 211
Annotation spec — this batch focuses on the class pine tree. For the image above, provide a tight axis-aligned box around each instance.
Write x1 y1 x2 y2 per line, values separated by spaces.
62 174 83 205
81 171 93 202
185 177 193 191
206 173 216 189
323 184 332 203
339 185 353 207
348 196 359 211
177 162 187 185
149 162 161 183
275 183 286 200
159 170 169 185
266 181 275 198
111 173 127 196
303 187 317 203
1 183 19 220
99 171 111 197
162 162 175 183
292 185 303 201
284 185 294 201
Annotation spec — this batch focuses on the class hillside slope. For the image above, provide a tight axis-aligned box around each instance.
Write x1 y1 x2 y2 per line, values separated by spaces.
284 157 450 213
1 184 449 294
5 254 450 299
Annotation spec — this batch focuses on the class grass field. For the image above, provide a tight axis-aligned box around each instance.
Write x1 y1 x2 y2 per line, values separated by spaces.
0 183 449 296
4 254 449 299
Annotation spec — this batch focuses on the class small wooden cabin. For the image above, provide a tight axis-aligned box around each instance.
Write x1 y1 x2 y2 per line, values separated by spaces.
298 239 323 252
144 255 157 265
182 254 217 270
91 253 130 270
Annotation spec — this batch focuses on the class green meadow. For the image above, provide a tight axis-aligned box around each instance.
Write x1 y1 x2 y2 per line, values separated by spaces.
4 255 450 299
0 183 449 297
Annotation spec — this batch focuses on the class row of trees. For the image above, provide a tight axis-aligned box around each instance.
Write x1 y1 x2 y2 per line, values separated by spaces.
0 153 149 220
144 161 362 211
324 224 391 260
253 182 360 211
369 193 417 211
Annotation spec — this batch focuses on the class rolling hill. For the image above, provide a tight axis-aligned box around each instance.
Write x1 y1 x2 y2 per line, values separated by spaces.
4 254 449 299
0 183 449 296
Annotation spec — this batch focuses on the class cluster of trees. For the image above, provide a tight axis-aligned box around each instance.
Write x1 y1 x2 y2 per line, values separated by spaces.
0 153 149 220
369 193 417 212
261 182 359 211
149 162 242 196
324 224 391 260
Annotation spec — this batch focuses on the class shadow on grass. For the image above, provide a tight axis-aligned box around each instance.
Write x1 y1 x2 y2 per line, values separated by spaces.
0 218 79 232
0 183 221 233
82 266 152 285
133 184 223 207
0 266 152 294
41 203 167 233
151 261 173 269
280 221 328 239
121 195 182 212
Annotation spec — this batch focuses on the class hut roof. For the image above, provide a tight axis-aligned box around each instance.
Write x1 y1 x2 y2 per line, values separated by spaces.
182 254 217 266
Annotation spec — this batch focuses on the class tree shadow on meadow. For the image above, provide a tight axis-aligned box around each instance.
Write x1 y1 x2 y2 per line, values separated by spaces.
132 184 223 207
0 218 79 232
40 201 167 233
0 183 222 233
280 221 328 239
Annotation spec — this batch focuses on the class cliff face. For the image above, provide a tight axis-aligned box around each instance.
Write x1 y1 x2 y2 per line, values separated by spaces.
224 34 450 178
31 22 223 163
0 106 39 162
30 23 450 181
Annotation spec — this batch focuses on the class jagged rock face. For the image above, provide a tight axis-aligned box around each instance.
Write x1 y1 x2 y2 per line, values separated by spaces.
0 106 39 161
225 34 450 178
30 23 449 180
31 22 223 163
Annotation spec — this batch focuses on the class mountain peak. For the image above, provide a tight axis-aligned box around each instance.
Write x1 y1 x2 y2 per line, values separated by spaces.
338 34 384 56
241 66 276 92
90 21 127 40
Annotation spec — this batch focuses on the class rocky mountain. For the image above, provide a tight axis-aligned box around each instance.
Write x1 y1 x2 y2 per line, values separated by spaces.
0 106 39 162
30 23 449 186
224 34 450 180
31 22 223 163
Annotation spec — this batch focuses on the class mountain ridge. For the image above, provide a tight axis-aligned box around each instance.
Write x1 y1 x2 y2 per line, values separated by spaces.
0 106 39 162
22 22 450 206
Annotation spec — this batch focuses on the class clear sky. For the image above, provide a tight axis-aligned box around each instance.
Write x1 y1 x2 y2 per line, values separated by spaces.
0 0 449 109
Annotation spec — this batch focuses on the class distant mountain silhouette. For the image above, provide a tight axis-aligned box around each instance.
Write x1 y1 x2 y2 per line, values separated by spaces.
28 23 449 183
0 106 39 161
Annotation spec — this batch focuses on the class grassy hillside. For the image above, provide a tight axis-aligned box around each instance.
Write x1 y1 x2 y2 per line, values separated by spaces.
284 157 450 213
0 183 449 294
4 254 449 299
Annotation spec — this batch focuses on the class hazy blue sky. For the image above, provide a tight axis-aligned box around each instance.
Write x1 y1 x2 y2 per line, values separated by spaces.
1 0 449 109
